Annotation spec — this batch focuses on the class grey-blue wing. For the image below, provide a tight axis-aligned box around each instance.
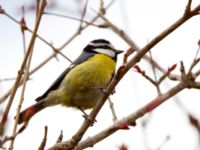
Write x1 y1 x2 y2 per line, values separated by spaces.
35 67 71 102
35 51 96 102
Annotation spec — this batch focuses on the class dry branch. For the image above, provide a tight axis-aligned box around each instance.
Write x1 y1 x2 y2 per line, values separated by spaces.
48 2 200 149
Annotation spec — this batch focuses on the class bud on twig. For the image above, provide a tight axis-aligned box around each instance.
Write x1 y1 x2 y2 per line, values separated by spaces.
20 17 26 33
168 64 177 72
0 6 5 14
118 123 130 130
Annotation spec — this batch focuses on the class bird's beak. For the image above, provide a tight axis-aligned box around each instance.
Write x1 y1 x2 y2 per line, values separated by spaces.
116 50 124 55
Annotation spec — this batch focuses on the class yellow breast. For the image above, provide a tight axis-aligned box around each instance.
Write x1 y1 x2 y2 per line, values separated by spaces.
60 54 116 108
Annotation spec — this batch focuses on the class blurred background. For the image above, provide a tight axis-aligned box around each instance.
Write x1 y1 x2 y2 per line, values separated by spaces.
0 0 200 149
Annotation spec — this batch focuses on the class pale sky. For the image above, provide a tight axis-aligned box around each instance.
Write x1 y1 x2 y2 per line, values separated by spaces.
0 0 200 150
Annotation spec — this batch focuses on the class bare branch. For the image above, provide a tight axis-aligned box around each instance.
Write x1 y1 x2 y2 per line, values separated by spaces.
51 82 186 150
48 3 200 149
149 51 161 95
56 130 63 144
38 126 48 150
0 0 47 136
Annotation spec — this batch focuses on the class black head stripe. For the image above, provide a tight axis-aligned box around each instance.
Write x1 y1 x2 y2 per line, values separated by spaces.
83 45 97 53
91 39 110 44
90 45 114 50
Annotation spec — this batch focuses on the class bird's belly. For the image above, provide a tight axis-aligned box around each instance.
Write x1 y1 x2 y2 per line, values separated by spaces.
60 55 115 109
71 87 103 109
63 67 108 109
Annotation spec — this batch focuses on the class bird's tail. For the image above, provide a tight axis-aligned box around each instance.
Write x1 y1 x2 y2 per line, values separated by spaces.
18 101 45 124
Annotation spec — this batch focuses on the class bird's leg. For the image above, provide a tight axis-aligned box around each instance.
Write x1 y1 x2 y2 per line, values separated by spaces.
77 107 97 126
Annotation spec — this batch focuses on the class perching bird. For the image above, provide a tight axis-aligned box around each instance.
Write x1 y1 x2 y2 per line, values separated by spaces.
18 39 123 124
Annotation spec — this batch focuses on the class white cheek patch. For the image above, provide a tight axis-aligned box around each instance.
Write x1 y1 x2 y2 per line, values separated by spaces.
89 42 115 49
94 48 116 58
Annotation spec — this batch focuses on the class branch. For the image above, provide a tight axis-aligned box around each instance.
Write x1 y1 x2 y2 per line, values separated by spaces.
108 97 118 122
47 3 200 149
0 0 47 136
50 82 186 150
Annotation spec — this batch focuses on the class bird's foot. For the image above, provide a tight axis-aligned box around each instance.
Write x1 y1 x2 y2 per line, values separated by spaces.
78 107 97 126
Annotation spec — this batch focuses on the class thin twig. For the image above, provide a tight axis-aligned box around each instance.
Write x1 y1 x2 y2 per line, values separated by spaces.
38 126 48 150
56 130 63 144
9 36 33 149
108 97 118 122
149 51 161 95
156 135 171 150
100 0 105 15
134 65 157 86
0 0 47 137
0 78 16 82
0 123 27 147
3 12 70 62
43 12 99 28
78 0 89 30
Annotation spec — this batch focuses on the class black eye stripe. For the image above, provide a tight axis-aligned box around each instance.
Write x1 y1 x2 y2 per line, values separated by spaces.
83 39 118 61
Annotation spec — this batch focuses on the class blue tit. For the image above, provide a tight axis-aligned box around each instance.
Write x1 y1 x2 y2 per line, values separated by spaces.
18 39 123 124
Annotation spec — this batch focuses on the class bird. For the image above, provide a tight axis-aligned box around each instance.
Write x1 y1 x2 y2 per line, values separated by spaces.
18 39 123 124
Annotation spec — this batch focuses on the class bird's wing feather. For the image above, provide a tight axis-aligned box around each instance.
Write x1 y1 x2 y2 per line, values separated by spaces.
35 52 95 102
